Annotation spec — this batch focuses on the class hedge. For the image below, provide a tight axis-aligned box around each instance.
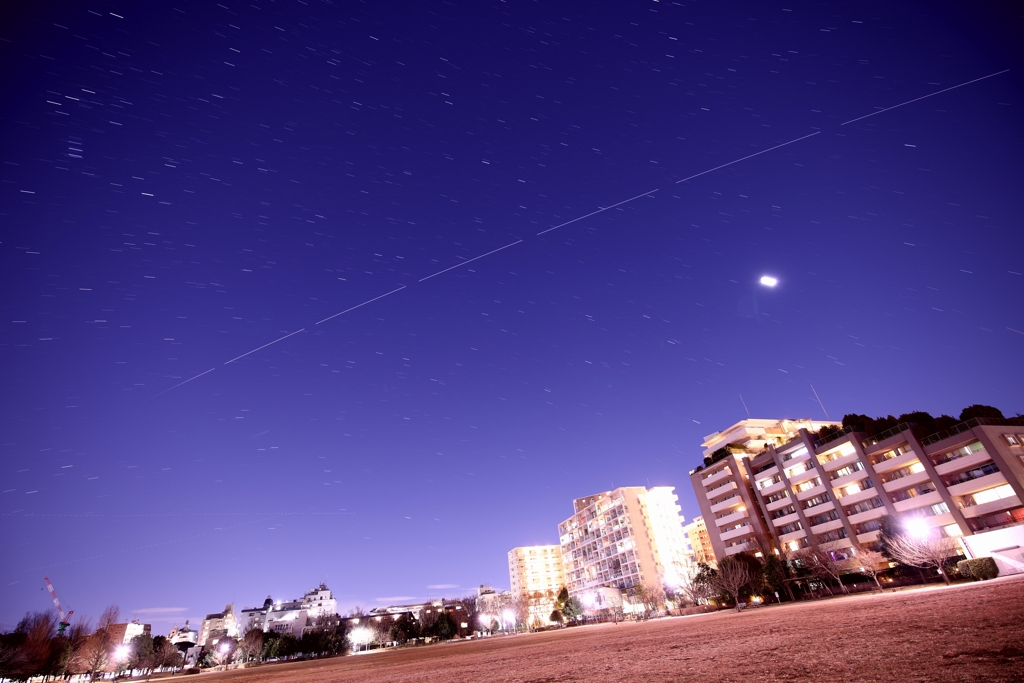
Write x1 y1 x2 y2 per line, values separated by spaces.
957 557 999 581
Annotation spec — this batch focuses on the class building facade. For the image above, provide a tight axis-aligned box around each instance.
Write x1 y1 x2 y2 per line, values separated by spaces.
558 486 690 600
682 516 716 564
508 545 566 626
198 605 238 646
167 620 197 647
107 621 151 645
691 417 1024 560
689 418 839 559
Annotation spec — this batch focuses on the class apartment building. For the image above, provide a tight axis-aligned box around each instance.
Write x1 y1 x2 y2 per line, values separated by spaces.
689 419 838 559
558 486 690 599
107 621 151 645
508 545 566 625
198 604 238 646
682 516 716 564
691 417 1024 559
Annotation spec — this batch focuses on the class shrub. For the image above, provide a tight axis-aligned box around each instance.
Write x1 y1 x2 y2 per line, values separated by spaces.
957 558 999 581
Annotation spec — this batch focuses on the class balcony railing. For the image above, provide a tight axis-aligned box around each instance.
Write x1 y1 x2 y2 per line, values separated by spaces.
862 423 911 448
813 425 853 448
919 416 1024 445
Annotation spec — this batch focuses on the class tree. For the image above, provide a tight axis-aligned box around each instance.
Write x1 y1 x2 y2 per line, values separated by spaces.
78 605 120 681
626 584 661 619
128 633 155 677
884 524 960 584
152 637 182 673
847 548 888 589
711 557 753 611
761 552 791 601
239 627 264 662
393 614 419 644
549 609 563 625
795 542 852 594
369 614 395 647
561 596 583 623
959 404 1004 422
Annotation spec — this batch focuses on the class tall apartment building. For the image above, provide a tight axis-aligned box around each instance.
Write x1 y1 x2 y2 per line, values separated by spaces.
683 516 716 564
508 545 566 626
689 419 837 558
691 417 1024 560
198 604 238 646
558 486 690 599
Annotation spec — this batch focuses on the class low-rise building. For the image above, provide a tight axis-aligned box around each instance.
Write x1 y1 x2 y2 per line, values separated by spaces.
107 621 150 645
167 620 197 647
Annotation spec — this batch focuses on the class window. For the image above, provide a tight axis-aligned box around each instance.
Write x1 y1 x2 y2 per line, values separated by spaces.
891 483 937 502
777 521 803 535
1005 434 1020 446
764 490 790 504
829 461 864 481
802 493 831 509
932 440 985 465
942 462 1000 487
809 510 840 526
963 484 1016 507
926 502 950 516
870 445 907 466
771 505 797 520
845 497 884 515
817 528 848 542
757 474 782 489
795 477 822 493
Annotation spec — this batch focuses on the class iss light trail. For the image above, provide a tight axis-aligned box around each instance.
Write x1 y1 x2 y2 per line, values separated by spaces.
152 69 1011 399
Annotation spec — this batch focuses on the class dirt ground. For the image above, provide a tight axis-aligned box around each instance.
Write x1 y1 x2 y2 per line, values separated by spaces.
201 576 1024 682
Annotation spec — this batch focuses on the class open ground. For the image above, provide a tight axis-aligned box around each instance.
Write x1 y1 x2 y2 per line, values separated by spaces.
201 576 1024 682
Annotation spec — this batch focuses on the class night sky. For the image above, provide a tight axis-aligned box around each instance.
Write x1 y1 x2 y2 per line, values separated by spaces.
2 0 1023 633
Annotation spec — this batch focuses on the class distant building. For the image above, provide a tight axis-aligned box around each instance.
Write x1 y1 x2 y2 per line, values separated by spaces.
167 620 197 647
301 584 338 621
558 486 690 603
241 596 274 632
107 621 150 645
198 604 238 647
683 516 716 564
264 599 308 637
508 545 566 627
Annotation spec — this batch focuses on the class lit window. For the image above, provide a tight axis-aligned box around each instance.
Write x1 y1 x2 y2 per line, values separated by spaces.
909 462 926 474
1006 434 1020 446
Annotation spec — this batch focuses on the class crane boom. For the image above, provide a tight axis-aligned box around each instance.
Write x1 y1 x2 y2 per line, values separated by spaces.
44 578 73 634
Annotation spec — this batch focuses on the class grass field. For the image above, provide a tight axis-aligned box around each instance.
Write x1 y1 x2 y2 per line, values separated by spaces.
198 575 1024 682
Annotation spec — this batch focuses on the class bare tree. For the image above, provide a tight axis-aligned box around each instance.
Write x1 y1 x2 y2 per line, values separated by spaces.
239 627 264 662
77 605 120 681
886 530 960 584
847 548 888 589
677 561 715 607
369 614 394 647
712 557 753 611
795 541 851 594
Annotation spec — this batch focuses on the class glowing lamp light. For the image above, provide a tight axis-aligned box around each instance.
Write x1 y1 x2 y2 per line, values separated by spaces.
348 627 372 646
759 275 778 287
905 517 931 538
114 645 130 661
502 609 515 625
788 541 800 552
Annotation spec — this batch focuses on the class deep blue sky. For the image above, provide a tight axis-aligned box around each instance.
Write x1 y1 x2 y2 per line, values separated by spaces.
2 0 1022 632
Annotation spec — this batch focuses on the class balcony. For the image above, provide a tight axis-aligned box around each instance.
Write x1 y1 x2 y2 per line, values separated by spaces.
893 490 942 513
714 509 749 528
771 512 801 528
782 448 812 465
787 467 820 487
960 495 1022 519
765 496 793 512
724 542 752 556
702 467 732 487
882 470 931 493
706 480 738 501
795 483 827 501
780 529 808 544
720 525 752 542
752 462 780 480
856 530 881 544
810 519 845 535
710 494 743 514
871 449 920 475
948 472 1008 497
831 470 870 491
804 500 835 514
934 449 992 477
847 507 886 525
821 451 860 473
835 486 877 506
761 480 787 497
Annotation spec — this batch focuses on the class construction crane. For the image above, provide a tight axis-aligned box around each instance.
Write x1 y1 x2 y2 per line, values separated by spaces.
44 578 73 636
